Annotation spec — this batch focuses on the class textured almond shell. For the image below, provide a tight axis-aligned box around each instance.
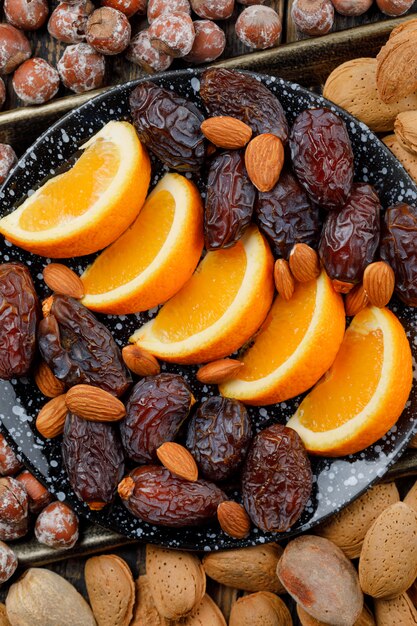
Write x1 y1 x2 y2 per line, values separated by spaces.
315 482 400 558
376 30 417 103
146 546 206 620
383 134 417 182
374 593 417 625
323 58 417 132
6 568 96 626
229 592 292 626
130 576 169 626
85 555 135 626
404 479 417 512
359 502 417 599
177 594 227 626
389 17 417 39
0 604 10 626
202 544 284 594
395 110 417 154
297 604 375 626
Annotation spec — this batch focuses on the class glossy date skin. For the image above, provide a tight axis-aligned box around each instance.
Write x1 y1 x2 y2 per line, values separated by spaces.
200 68 289 144
186 396 252 482
38 295 131 397
255 169 321 259
242 424 312 533
130 81 206 172
62 414 125 510
290 108 354 210
119 465 227 527
380 202 417 306
205 150 255 250
120 374 194 464
0 263 40 379
319 183 381 284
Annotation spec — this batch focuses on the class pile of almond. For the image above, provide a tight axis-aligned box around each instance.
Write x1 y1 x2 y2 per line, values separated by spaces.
323 17 417 184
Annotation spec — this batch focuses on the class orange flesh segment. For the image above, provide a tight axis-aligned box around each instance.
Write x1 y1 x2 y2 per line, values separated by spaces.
298 327 383 432
239 279 317 381
81 190 176 294
152 242 247 342
19 139 120 231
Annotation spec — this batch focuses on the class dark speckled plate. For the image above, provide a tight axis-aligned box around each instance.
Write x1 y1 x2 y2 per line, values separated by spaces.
1 69 417 551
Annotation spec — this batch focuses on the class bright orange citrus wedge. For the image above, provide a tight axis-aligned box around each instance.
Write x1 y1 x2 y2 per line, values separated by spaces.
0 121 151 258
80 173 204 314
287 306 413 456
219 271 345 405
130 225 274 364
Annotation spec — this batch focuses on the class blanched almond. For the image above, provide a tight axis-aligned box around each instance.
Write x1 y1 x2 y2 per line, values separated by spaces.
201 116 252 149
85 555 135 626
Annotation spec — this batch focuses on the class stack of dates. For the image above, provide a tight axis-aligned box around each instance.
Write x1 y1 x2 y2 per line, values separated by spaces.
1 69 417 540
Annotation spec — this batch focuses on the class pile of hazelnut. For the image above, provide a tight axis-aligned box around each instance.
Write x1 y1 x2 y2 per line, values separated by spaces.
0 432 80 586
291 0 415 38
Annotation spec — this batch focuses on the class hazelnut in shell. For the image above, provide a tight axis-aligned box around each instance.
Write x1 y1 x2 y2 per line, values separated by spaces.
16 470 52 515
0 145 17 186
4 0 49 31
184 20 226 64
149 11 196 57
126 30 173 73
57 43 106 93
48 1 95 44
0 24 31 75
86 7 131 55
0 434 21 476
147 0 191 22
0 541 17 585
35 501 79 550
190 0 235 20
291 0 335 36
12 58 60 105
235 5 282 50
101 0 148 17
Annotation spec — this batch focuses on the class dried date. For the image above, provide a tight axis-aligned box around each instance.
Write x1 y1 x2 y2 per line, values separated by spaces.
38 295 131 397
200 68 289 143
118 465 227 527
0 263 40 379
120 374 194 464
242 423 312 532
186 396 252 481
62 413 124 510
380 202 417 306
289 108 354 209
130 81 206 172
319 183 381 284
255 169 321 259
205 150 255 250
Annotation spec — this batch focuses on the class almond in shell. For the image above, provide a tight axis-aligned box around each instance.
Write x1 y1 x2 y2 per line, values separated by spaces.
359 502 417 598
201 116 252 149
156 442 198 482
0 603 10 626
297 604 375 626
43 263 85 299
374 593 417 626
394 110 417 154
244 134 284 192
65 384 126 422
376 29 417 103
146 545 206 620
383 133 417 182
131 576 169 626
36 394 68 439
202 543 284 594
229 592 292 626
177 594 227 626
85 554 135 626
404 478 417 512
196 359 244 384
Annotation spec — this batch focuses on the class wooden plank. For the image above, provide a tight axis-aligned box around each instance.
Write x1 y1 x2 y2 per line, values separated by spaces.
286 0 417 42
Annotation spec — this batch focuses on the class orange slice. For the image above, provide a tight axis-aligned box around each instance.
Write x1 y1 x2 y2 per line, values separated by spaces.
0 121 151 258
130 225 274 364
80 173 204 314
219 271 345 405
287 306 413 456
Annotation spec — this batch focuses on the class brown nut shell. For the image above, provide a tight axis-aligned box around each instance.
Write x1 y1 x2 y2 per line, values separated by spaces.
85 554 135 626
229 591 292 626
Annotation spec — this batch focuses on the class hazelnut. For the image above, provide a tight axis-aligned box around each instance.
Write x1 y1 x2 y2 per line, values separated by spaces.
0 541 18 584
331 0 373 15
149 11 195 58
291 0 334 36
147 0 191 22
126 30 173 73
0 145 17 185
16 470 52 515
190 0 235 20
0 78 5 111
184 20 226 64
0 477 29 541
235 5 281 49
35 502 79 550
4 0 49 31
0 24 31 75
86 7 131 55
12 58 60 105
0 434 21 476
57 43 106 93
101 0 148 17
48 1 95 44
237 0 265 3
376 0 414 15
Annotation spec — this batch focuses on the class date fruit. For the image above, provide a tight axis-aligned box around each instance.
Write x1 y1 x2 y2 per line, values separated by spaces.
38 295 131 397
380 202 417 307
62 413 124 510
0 263 40 379
255 169 321 259
319 183 381 284
242 424 312 532
118 465 226 527
130 81 206 172
205 150 255 250
289 108 354 209
200 68 289 144
186 396 252 481
120 374 194 464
